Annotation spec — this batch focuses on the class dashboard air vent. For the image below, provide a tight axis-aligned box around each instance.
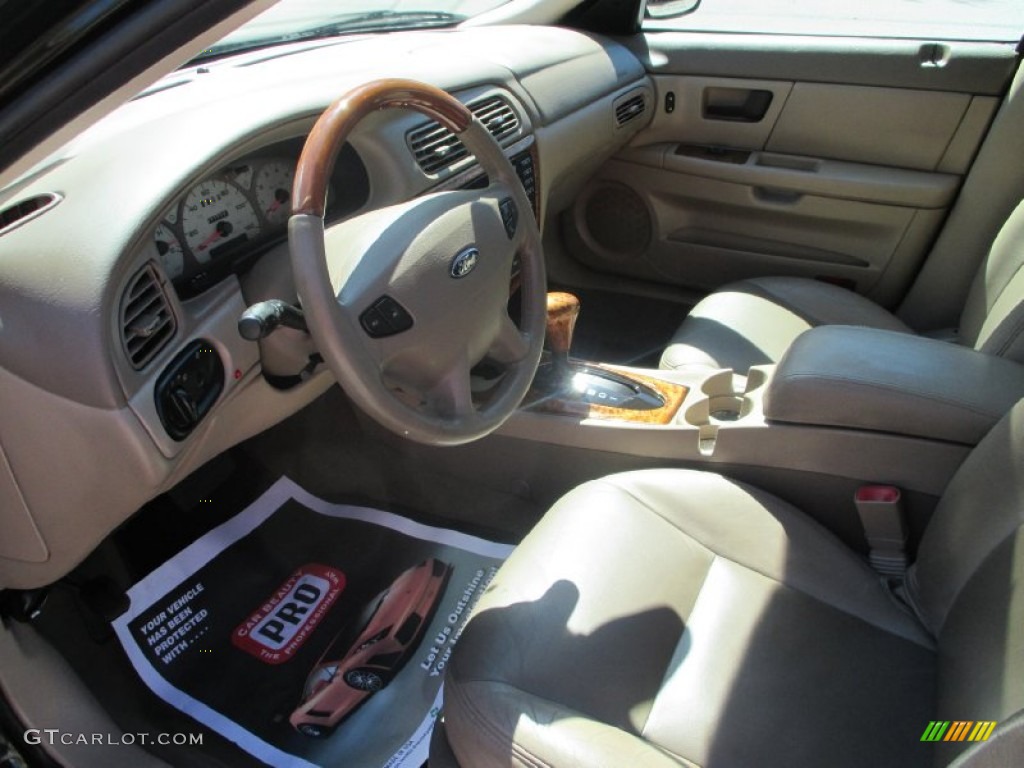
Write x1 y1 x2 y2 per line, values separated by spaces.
0 193 61 236
408 95 521 176
120 264 176 370
472 96 520 143
615 93 647 126
408 120 469 175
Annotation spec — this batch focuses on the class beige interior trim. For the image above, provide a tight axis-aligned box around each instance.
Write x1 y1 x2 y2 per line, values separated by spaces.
0 621 172 767
898 61 1024 331
623 144 960 208
766 83 971 172
498 364 969 499
0 441 47 563
564 158 941 301
764 326 1024 445
937 96 1000 174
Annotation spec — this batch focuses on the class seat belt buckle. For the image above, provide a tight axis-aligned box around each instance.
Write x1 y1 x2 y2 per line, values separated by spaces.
855 485 908 578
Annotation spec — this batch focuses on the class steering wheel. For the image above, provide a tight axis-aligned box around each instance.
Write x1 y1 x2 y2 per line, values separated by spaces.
289 79 546 446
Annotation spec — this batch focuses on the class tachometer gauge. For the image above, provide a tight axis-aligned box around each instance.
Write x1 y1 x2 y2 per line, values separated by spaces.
153 223 184 280
181 179 261 263
254 160 294 225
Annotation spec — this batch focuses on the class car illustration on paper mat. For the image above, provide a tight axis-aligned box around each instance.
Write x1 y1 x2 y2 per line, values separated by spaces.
290 557 452 737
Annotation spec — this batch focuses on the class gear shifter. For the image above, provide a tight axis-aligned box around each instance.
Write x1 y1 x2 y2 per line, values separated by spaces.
530 291 664 411
545 292 581 378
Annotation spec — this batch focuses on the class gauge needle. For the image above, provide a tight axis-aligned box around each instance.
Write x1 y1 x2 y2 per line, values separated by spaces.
196 230 222 252
196 220 233 252
266 189 289 217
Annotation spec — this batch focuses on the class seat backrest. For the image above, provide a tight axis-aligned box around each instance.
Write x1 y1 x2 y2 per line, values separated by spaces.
957 197 1024 362
907 398 1024 765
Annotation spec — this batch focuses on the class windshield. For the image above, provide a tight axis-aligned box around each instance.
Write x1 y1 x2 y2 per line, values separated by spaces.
196 0 509 62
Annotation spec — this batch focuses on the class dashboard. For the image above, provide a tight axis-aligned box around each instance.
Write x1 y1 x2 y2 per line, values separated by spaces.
0 24 652 588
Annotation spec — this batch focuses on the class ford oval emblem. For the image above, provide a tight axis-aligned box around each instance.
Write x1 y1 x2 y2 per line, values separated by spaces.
450 247 479 279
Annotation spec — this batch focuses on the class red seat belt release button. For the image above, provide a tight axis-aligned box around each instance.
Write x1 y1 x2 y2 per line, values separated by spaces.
855 485 907 578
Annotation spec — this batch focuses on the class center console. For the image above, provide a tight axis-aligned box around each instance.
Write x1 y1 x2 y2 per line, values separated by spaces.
503 293 1024 508
763 325 1024 445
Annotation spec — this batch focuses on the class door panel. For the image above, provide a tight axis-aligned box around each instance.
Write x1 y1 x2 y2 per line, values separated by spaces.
765 83 977 171
561 33 1018 307
565 161 947 306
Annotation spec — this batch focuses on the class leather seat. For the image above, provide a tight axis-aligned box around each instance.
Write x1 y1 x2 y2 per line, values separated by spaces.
659 197 1024 373
435 401 1024 767
658 275 914 371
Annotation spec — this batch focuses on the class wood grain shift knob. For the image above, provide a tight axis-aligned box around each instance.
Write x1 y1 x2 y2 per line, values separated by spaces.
546 291 580 359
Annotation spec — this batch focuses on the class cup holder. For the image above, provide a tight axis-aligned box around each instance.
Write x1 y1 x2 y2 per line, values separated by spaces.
683 367 769 428
708 396 744 422
685 393 750 427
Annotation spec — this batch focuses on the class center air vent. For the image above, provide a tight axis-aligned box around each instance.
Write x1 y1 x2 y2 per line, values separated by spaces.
407 95 521 176
615 93 647 127
120 264 176 370
472 96 520 142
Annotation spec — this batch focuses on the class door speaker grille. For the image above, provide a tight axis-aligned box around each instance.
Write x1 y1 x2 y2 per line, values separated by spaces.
583 184 651 257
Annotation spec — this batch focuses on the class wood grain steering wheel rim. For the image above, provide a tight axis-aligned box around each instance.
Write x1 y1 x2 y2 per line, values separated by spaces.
288 79 546 446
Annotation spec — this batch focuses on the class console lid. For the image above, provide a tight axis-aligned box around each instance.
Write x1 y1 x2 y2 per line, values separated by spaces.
764 326 1024 445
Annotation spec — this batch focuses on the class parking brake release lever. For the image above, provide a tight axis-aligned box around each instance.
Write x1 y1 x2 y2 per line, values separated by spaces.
238 299 308 340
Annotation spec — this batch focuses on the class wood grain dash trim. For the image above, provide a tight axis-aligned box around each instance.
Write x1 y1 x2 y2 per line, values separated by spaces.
526 364 688 425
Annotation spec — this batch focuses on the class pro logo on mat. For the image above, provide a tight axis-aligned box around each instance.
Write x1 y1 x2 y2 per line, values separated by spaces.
233 564 345 664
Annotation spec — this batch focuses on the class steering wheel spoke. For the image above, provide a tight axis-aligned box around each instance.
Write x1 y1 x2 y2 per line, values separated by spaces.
426 364 476 420
489 313 530 365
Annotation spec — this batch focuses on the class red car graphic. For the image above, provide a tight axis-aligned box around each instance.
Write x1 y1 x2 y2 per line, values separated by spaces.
290 558 451 737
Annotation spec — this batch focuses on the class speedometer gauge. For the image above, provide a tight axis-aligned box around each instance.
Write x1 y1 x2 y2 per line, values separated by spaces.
181 179 260 262
254 160 294 225
153 223 184 280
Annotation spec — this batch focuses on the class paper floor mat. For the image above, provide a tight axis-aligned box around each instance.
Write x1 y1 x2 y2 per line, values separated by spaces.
113 476 512 767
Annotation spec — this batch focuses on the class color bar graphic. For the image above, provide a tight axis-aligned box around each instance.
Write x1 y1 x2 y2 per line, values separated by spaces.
921 721 950 742
920 721 997 742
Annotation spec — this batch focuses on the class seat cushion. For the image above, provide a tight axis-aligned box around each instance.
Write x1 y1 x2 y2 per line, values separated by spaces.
659 276 915 372
444 469 936 768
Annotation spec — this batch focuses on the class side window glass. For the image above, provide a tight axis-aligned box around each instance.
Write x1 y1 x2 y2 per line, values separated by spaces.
644 0 1024 43
646 0 700 20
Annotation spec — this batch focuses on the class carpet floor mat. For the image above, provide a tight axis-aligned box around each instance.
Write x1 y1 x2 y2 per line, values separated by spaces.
112 476 511 767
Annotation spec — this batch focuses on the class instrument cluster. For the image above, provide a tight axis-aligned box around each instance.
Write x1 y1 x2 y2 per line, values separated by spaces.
150 139 368 298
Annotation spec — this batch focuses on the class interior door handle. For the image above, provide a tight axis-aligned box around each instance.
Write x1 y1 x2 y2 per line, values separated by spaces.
703 87 774 123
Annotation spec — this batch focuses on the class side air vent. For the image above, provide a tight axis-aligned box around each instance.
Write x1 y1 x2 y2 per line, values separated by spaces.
0 193 62 236
615 93 647 127
408 95 521 175
120 264 176 370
